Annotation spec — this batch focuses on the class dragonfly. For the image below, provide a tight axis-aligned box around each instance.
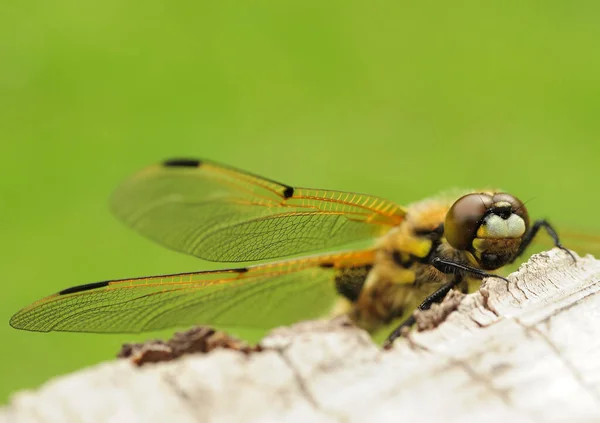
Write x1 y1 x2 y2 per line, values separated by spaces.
9 158 583 347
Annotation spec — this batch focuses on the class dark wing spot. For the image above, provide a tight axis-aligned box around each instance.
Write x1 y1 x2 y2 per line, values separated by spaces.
163 158 202 168
282 186 294 199
319 263 335 269
59 281 109 295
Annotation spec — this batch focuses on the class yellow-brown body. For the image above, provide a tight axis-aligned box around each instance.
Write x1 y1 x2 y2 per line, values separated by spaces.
333 192 499 334
13 159 566 346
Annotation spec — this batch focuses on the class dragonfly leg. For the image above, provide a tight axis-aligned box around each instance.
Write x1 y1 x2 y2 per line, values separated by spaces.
382 280 458 349
382 257 508 349
511 219 576 263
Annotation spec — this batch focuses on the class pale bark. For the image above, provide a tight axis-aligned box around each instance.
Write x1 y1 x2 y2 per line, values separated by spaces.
2 249 600 423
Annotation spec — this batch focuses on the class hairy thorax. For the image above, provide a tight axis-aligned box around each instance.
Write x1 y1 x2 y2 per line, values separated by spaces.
336 195 481 333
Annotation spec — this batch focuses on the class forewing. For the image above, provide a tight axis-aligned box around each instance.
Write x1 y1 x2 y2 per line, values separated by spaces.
110 159 405 262
10 251 375 333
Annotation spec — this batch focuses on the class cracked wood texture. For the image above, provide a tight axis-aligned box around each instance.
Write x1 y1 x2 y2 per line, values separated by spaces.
2 249 600 423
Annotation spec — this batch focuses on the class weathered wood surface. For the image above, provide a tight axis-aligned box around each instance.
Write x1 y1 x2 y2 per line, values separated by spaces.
2 249 600 423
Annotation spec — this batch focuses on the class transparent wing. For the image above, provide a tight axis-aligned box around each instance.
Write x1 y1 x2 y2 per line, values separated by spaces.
10 251 375 333
539 226 600 259
110 158 405 262
503 224 600 275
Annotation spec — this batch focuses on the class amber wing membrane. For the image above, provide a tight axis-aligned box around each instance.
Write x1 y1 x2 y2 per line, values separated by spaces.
9 251 375 333
110 159 405 262
539 228 600 259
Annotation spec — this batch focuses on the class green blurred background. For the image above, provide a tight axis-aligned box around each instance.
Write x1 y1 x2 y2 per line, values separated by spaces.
2 1 600 403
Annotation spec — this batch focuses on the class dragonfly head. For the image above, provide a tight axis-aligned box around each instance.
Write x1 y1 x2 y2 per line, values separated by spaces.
444 192 530 270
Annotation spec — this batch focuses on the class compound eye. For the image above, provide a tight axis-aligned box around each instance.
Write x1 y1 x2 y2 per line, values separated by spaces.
445 193 493 250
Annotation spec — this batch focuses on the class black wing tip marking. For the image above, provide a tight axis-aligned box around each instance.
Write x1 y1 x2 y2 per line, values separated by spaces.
283 186 294 199
163 158 203 168
59 281 109 295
